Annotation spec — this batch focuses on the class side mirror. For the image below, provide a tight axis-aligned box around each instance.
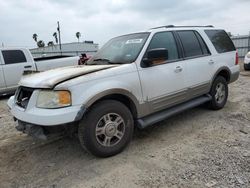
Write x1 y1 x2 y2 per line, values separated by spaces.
143 48 168 67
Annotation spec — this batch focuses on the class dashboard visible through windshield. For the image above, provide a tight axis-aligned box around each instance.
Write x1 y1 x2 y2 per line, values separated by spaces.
87 32 149 65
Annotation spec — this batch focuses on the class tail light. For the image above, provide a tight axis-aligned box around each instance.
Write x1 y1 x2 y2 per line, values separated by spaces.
235 51 239 65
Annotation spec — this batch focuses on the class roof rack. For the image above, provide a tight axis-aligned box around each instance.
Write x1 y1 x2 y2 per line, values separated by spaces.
150 25 214 30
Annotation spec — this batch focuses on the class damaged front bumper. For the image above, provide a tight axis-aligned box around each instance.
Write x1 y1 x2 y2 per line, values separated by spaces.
8 96 84 126
16 120 77 140
7 95 85 140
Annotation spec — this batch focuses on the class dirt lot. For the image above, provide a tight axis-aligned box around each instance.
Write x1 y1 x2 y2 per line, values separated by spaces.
0 73 250 188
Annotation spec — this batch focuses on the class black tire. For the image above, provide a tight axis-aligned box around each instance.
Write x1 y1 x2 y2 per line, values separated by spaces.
208 76 228 110
244 64 250 71
78 100 134 157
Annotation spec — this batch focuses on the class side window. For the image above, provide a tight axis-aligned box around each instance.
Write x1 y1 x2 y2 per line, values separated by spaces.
177 31 203 58
205 30 236 53
147 32 179 61
194 31 210 55
2 50 27 65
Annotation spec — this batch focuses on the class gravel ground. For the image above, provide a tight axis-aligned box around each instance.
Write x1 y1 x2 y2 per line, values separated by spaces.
0 72 250 188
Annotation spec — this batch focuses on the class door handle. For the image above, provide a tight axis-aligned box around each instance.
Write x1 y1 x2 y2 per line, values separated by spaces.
175 66 183 73
208 60 214 65
24 65 32 68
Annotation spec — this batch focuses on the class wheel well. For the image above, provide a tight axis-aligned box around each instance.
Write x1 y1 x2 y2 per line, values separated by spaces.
89 94 138 118
216 69 230 83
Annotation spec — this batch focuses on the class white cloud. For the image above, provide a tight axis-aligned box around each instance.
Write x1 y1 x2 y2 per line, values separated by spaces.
0 0 249 48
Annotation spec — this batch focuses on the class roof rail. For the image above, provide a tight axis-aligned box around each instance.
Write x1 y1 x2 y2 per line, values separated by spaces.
150 25 214 29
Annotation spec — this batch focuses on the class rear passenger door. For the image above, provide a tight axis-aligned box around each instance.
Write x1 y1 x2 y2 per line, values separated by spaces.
176 30 212 98
138 31 187 112
1 50 35 89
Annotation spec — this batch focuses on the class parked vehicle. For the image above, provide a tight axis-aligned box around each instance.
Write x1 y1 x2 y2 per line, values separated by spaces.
244 51 250 70
8 26 239 157
0 48 79 95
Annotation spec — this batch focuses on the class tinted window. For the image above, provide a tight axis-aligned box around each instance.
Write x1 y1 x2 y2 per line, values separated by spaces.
177 31 203 57
147 32 179 61
2 50 27 64
205 30 236 53
195 32 210 55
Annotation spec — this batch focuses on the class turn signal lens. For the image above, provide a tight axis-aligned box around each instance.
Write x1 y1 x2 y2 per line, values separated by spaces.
58 91 71 105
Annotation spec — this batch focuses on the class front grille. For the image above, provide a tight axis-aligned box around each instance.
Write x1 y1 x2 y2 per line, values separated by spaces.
15 87 34 109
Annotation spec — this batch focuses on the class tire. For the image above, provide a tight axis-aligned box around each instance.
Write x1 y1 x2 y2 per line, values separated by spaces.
244 63 250 71
208 76 228 110
78 100 134 157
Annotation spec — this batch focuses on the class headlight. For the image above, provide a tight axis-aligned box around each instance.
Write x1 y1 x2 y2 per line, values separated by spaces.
37 90 71 109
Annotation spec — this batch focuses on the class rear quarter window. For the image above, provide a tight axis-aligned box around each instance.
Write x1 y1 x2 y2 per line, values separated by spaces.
205 30 236 53
2 50 27 64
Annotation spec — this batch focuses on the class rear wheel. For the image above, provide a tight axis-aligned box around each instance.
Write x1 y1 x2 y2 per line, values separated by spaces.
208 76 228 110
78 100 134 157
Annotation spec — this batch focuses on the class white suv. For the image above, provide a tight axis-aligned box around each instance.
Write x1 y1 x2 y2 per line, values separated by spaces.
8 25 239 157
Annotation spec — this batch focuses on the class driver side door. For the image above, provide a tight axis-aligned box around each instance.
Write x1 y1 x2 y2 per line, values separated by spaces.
138 31 187 113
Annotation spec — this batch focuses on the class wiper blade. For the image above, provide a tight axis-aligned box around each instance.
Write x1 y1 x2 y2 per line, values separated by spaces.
91 58 122 65
93 58 111 62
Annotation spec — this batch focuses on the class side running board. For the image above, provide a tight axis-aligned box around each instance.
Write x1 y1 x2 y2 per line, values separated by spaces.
136 94 212 129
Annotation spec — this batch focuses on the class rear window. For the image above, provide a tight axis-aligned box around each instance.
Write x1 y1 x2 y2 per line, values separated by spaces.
2 50 27 64
205 30 236 53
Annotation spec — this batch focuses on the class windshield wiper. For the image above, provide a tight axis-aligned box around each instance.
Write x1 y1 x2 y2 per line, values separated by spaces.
90 58 122 65
93 58 111 62
86 58 123 65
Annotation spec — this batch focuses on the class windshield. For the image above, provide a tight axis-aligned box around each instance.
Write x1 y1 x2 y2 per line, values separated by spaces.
87 32 149 65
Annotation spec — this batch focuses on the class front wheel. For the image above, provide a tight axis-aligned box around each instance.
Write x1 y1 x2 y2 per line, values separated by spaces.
78 100 134 157
244 63 250 71
208 76 228 110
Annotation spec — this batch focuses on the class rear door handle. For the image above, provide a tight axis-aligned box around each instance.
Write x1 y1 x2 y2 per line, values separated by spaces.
24 65 32 68
175 66 183 73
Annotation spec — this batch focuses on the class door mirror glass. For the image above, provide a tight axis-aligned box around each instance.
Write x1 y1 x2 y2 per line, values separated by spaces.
143 48 168 66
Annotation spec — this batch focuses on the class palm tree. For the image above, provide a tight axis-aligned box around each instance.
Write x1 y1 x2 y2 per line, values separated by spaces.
32 33 38 42
76 32 81 42
53 32 58 44
37 40 45 48
47 41 54 46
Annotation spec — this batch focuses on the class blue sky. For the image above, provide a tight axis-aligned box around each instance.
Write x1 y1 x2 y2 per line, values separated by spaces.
0 0 249 48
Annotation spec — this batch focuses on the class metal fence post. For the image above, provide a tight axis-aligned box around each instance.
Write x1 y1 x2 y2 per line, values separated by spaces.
248 31 250 51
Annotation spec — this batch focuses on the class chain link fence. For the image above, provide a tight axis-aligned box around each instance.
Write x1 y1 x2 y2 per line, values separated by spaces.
231 35 250 60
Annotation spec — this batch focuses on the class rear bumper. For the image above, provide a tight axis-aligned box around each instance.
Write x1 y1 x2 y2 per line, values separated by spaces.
8 96 83 126
229 65 240 83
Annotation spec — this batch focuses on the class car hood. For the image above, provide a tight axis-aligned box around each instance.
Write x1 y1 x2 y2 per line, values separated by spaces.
19 65 118 89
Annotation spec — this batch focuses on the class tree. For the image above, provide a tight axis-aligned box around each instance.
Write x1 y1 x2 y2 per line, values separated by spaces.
53 32 58 44
47 41 54 46
76 32 81 42
37 40 45 48
32 33 38 42
227 32 232 37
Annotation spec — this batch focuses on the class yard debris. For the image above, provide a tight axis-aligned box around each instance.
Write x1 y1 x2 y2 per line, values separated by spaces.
239 129 248 135
205 181 217 187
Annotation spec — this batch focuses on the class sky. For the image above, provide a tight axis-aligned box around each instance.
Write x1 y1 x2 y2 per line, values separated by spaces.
0 0 249 49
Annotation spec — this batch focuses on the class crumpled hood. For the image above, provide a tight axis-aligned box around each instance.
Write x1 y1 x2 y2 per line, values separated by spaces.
19 65 118 88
